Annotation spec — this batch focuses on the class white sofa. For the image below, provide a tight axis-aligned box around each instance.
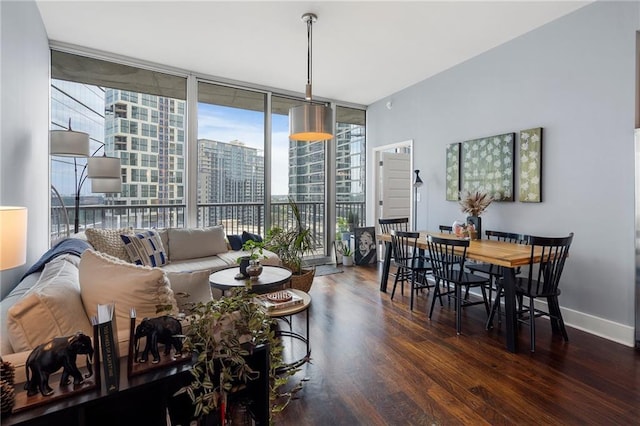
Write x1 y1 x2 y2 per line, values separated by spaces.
0 226 280 383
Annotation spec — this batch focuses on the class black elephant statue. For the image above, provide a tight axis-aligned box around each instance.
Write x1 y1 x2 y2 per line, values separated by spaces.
24 331 94 397
134 316 183 364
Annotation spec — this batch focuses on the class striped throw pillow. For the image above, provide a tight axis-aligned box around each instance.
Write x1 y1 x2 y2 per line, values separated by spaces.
121 230 169 267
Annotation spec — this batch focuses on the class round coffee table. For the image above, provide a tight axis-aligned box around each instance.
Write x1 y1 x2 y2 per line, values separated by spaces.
209 265 292 294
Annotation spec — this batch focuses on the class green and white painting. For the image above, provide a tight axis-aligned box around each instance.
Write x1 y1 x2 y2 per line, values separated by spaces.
519 127 543 202
445 143 460 201
461 133 514 201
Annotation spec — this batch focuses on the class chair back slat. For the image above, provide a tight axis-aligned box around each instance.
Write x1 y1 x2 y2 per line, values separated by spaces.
427 235 468 282
485 230 528 244
389 230 419 268
524 233 573 296
379 217 409 235
439 225 453 234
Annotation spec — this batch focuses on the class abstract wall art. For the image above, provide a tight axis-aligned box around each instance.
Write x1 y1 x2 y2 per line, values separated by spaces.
519 127 543 202
445 143 460 201
461 132 515 201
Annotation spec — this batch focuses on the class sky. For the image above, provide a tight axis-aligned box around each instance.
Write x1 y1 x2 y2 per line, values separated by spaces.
197 103 290 196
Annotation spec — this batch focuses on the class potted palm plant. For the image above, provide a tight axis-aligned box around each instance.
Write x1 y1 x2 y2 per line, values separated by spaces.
265 198 316 293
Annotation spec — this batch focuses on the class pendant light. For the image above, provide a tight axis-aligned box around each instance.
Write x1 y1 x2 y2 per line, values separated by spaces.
289 12 334 141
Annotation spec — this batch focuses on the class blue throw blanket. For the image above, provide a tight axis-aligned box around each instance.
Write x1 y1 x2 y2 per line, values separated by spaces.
21 238 92 280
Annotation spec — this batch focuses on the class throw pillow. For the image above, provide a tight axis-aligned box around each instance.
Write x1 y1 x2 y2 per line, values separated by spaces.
168 226 228 260
227 234 243 251
6 258 93 352
86 227 132 261
79 249 178 338
121 230 169 267
241 231 263 244
167 270 212 313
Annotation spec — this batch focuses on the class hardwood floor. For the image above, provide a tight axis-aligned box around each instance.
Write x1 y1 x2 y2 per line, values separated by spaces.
271 263 639 425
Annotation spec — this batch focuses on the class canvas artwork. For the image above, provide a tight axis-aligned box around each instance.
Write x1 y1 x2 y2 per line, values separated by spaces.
354 227 376 265
461 132 515 201
519 127 543 202
445 143 460 201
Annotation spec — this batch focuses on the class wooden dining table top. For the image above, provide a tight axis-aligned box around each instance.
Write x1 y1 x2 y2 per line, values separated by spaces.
378 232 539 268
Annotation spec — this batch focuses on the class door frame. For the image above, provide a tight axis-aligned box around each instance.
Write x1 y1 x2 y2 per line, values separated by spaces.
372 140 414 259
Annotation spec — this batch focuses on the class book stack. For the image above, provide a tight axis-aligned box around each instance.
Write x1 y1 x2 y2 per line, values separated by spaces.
96 303 120 393
255 290 303 311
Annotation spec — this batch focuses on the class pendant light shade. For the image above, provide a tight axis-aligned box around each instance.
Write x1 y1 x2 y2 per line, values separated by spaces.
91 177 122 193
50 129 90 157
289 103 333 141
289 12 334 141
87 156 121 179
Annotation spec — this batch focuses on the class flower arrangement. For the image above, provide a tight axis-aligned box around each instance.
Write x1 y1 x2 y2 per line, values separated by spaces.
459 191 493 217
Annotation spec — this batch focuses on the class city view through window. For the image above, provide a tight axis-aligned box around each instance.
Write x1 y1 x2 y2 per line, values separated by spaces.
50 54 365 258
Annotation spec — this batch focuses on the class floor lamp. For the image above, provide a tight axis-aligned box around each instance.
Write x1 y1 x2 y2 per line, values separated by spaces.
413 170 423 230
0 206 27 271
50 121 122 234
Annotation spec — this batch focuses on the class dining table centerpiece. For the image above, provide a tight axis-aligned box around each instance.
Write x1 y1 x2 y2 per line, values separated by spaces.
458 191 493 239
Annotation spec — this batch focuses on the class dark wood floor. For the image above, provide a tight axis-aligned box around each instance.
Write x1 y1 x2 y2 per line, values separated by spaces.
271 263 639 425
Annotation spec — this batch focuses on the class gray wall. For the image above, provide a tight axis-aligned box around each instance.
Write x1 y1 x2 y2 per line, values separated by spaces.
367 1 640 345
0 1 50 298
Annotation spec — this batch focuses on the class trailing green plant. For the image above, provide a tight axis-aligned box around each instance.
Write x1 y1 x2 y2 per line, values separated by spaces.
265 197 316 275
175 287 300 422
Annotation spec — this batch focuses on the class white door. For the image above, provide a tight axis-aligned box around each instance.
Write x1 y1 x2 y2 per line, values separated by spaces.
379 152 411 221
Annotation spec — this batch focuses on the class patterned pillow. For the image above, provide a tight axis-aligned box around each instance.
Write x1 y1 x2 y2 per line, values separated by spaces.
121 230 169 267
86 227 132 261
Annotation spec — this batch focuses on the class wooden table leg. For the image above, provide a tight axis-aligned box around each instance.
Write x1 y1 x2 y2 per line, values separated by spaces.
503 268 518 353
380 241 392 292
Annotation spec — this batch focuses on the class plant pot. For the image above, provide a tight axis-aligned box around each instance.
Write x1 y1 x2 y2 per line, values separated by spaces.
466 216 482 239
246 260 263 281
290 268 315 293
342 255 354 267
238 256 251 277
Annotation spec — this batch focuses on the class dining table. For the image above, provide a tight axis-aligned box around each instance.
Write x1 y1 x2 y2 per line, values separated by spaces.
378 231 539 353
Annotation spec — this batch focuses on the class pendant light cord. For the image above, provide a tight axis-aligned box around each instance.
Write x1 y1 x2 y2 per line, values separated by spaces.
305 14 313 101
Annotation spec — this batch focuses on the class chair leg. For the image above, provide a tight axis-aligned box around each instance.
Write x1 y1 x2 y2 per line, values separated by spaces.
410 271 415 311
549 296 569 341
529 297 536 352
428 284 440 319
391 269 401 300
486 282 503 329
455 284 462 335
479 284 490 316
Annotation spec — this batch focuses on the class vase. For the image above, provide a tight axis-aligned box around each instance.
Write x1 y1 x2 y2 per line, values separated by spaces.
239 256 251 277
466 216 481 239
246 260 263 281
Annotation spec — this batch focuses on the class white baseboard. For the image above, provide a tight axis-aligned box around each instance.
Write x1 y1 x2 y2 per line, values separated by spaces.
534 299 635 348
462 287 636 347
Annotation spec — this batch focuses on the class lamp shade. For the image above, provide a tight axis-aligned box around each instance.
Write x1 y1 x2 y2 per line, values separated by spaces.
50 130 90 157
289 103 334 141
91 178 122 193
0 206 27 270
87 156 121 179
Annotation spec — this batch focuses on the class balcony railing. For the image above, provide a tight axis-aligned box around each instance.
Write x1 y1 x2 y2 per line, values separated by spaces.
51 201 365 256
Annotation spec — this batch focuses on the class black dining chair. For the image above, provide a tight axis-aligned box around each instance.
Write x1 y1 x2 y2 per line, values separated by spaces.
427 235 490 334
465 230 528 329
379 217 410 284
389 230 432 311
439 225 453 234
514 233 574 352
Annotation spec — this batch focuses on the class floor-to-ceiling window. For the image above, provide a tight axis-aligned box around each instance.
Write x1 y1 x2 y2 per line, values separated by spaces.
50 51 187 238
50 49 366 263
196 82 266 234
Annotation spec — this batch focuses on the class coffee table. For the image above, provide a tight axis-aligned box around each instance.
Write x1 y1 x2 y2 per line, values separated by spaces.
209 265 292 294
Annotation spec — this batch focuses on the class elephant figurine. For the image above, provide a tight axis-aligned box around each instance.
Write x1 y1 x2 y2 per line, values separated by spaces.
24 331 94 397
134 316 183 364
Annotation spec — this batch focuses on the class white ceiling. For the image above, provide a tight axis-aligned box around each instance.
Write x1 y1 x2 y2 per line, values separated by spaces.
36 1 590 106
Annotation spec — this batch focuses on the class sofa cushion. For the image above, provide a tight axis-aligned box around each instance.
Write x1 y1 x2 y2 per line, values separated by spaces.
227 234 243 251
79 250 178 340
121 230 169 267
241 231 263 244
168 226 228 261
86 227 132 261
6 257 93 352
160 256 230 274
167 270 212 313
